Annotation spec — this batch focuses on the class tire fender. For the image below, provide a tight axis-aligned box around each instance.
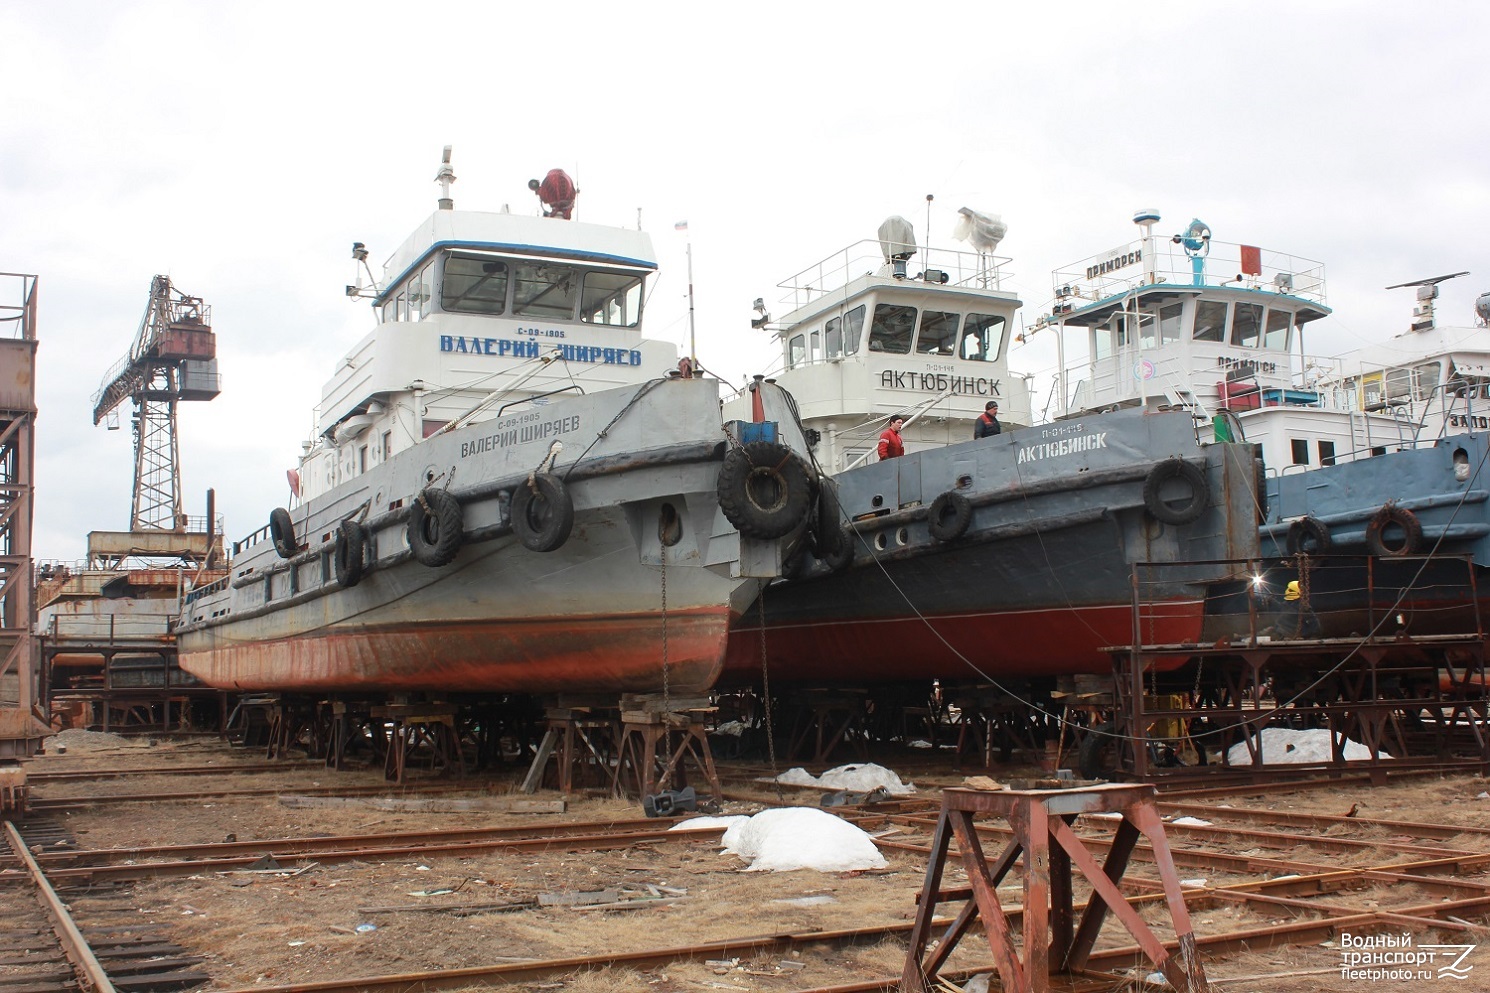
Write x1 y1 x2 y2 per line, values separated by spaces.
512 473 574 553
1366 504 1423 557
1286 516 1332 556
717 441 812 540
1142 458 1209 526
820 525 856 573
407 488 464 567
927 490 973 542
334 519 367 587
269 507 298 559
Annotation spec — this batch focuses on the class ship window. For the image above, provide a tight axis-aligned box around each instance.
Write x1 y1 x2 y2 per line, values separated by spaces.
1231 302 1263 347
1139 310 1158 348
1386 366 1412 400
358 445 368 474
843 305 866 354
868 304 916 354
915 311 960 355
408 263 433 321
1290 438 1309 465
395 291 407 322
788 334 806 368
513 263 578 320
580 270 644 327
1159 304 1183 343
442 256 509 315
1371 445 1386 456
1414 361 1441 400
1319 439 1336 466
825 316 842 359
382 430 392 462
1264 308 1291 350
960 313 1006 362
1194 301 1227 342
810 330 821 362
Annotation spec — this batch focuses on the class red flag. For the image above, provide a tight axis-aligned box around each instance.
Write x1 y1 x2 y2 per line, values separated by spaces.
1240 245 1262 276
287 468 301 499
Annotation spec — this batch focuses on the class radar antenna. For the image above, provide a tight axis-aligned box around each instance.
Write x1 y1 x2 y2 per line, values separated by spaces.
1385 271 1469 333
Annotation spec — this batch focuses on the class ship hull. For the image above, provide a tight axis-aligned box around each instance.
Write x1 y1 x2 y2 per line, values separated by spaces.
726 409 1259 684
179 378 809 696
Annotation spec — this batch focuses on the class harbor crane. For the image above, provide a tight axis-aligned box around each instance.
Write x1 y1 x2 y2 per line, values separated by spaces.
91 276 220 534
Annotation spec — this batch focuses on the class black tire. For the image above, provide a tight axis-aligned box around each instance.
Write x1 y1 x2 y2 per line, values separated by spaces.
1143 458 1209 525
1254 456 1269 522
927 490 973 541
1366 504 1423 557
511 473 574 553
820 525 856 573
269 507 297 559
782 546 814 581
813 477 844 555
407 488 464 566
334 519 366 588
1077 721 1119 780
1286 516 1332 556
717 441 812 540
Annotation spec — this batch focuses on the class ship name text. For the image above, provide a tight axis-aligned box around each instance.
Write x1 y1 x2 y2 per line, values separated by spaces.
1017 432 1108 464
879 370 1000 397
1217 356 1279 375
440 335 642 366
460 415 582 458
1086 249 1141 280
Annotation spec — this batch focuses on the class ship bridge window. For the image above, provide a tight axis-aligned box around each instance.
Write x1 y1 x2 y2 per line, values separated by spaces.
408 262 433 321
1194 301 1227 342
915 312 960 355
1264 308 1291 350
843 305 865 354
825 316 843 358
788 334 807 368
1386 366 1413 400
513 263 579 320
580 271 644 327
868 304 916 354
1231 302 1263 348
959 313 1006 362
1414 361 1441 399
1159 303 1183 344
442 256 509 316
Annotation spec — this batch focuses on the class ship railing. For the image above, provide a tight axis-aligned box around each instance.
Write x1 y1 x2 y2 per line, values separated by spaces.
1127 553 1484 653
1050 237 1327 311
0 272 39 340
777 240 1012 313
234 523 272 557
183 573 231 605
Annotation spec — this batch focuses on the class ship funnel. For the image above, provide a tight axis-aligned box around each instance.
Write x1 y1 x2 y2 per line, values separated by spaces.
953 207 1007 254
878 216 917 279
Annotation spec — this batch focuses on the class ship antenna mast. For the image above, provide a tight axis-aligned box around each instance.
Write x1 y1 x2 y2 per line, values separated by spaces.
435 145 456 210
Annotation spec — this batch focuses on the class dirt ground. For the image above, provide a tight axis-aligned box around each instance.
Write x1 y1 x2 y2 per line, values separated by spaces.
16 732 1490 993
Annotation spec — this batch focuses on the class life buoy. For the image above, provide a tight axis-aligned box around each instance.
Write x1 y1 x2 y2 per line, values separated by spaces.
1366 504 1423 557
927 490 973 541
1286 516 1332 556
334 519 366 587
1286 516 1330 555
512 473 574 553
1142 459 1209 525
407 488 464 566
269 507 297 559
717 441 812 540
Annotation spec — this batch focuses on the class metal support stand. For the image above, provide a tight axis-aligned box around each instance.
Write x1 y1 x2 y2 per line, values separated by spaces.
614 694 720 798
902 784 1210 993
373 703 464 783
520 707 619 794
786 688 869 764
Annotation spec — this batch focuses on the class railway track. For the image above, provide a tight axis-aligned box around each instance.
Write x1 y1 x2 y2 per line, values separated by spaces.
1 819 209 993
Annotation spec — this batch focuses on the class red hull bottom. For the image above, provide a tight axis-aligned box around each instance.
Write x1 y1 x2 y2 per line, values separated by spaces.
723 600 1206 685
179 607 729 696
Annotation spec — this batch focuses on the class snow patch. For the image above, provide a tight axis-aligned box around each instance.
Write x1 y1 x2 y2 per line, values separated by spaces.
773 762 916 794
720 807 888 872
1225 727 1391 765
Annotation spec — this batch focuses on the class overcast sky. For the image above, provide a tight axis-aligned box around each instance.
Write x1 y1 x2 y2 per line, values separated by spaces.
3 1 1488 563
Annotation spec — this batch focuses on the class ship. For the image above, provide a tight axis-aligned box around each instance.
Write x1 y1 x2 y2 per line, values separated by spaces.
176 152 821 699
719 212 1260 686
1036 212 1490 642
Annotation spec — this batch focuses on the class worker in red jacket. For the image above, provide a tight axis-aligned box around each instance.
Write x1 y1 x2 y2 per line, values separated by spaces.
974 400 1002 438
878 416 906 460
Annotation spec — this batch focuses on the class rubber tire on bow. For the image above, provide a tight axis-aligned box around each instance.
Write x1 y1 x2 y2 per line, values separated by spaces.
1142 458 1209 526
511 473 574 553
819 525 856 573
813 477 844 556
927 490 973 542
717 441 812 540
1254 457 1270 522
1286 516 1332 556
269 507 297 559
1366 504 1423 557
333 519 367 587
407 488 464 567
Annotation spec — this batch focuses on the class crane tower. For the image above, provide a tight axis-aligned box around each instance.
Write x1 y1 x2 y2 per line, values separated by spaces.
92 276 220 534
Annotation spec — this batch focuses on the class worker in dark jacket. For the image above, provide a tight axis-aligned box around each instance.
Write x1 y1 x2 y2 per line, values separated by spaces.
974 400 1001 439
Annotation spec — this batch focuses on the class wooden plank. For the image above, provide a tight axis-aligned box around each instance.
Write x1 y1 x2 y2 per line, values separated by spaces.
276 794 565 813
